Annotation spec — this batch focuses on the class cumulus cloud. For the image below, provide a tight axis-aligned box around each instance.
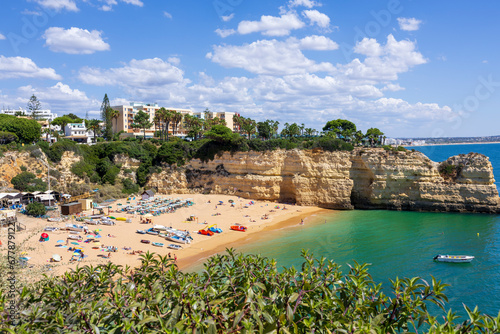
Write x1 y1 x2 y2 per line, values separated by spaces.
33 0 78 12
122 0 143 6
302 10 330 28
78 58 189 97
15 82 99 116
222 13 234 22
163 11 172 19
238 13 305 36
0 56 61 80
397 17 422 31
382 83 405 91
288 0 320 8
207 38 335 76
43 27 110 54
215 28 236 38
341 34 427 81
299 35 338 50
98 0 143 11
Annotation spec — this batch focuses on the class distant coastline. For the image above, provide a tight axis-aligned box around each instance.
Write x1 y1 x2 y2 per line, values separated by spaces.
408 141 500 147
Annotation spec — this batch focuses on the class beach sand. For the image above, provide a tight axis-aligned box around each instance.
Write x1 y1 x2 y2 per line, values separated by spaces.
0 194 325 278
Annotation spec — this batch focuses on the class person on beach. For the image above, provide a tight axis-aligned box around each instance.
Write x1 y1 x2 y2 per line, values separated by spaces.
174 254 177 262
300 219 304 225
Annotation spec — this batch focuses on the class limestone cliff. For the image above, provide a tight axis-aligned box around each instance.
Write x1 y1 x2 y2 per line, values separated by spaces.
146 148 500 213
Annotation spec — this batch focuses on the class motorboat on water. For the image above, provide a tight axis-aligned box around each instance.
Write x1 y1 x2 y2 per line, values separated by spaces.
433 254 474 263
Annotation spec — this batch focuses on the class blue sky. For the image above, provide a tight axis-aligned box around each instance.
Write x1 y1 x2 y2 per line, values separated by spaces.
0 0 499 138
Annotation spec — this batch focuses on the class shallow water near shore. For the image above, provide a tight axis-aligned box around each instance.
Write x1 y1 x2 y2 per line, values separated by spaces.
188 143 500 318
229 210 500 317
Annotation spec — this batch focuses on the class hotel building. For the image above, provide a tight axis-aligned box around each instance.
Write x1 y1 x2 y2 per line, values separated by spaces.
111 103 239 138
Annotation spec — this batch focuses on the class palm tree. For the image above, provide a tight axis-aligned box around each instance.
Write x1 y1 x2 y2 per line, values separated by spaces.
86 119 101 143
109 109 120 137
163 109 173 141
171 111 183 137
153 112 162 140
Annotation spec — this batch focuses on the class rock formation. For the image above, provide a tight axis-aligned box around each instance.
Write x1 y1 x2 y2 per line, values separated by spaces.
146 148 500 213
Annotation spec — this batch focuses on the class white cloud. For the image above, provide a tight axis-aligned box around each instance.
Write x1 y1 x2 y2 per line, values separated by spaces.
0 56 61 80
207 38 335 76
0 33 5 40
78 58 189 97
288 0 319 8
238 13 305 36
98 0 143 11
302 10 330 28
215 28 236 38
122 0 143 6
299 35 338 50
168 57 181 65
33 0 78 12
222 13 234 22
482 60 488 64
43 27 110 54
163 11 172 19
382 83 405 91
15 82 99 116
341 34 427 81
397 17 422 31
21 9 44 15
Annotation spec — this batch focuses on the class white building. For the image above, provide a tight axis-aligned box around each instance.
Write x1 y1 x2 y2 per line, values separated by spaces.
0 107 58 121
64 121 94 144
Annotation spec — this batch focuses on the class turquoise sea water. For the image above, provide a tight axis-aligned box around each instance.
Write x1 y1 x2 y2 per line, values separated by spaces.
208 144 500 317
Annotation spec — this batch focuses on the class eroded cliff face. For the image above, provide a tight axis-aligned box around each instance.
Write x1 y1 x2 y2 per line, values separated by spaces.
146 148 500 213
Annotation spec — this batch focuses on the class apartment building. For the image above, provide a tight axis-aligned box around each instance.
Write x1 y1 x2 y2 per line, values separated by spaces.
111 103 194 138
0 108 58 121
194 111 239 132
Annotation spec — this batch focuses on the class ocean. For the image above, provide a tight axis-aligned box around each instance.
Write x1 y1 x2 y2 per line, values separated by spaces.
215 144 500 317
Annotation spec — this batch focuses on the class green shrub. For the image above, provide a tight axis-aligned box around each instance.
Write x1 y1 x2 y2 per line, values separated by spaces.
1 250 497 332
102 165 120 185
11 172 47 192
0 131 18 144
20 166 27 172
312 137 353 152
122 177 139 194
71 160 95 178
25 202 46 216
0 114 41 143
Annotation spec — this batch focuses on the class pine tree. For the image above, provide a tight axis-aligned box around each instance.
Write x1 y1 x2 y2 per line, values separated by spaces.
27 94 41 120
100 94 113 140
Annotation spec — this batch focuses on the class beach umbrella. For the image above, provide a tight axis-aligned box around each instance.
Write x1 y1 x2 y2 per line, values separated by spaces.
41 233 49 238
87 235 94 238
71 242 79 245
56 240 64 243
228 199 234 203
52 254 61 262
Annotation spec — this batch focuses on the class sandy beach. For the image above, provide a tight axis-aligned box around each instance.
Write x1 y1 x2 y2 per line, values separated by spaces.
0 194 324 278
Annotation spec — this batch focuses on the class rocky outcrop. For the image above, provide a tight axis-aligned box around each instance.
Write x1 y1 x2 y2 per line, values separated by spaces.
146 148 500 213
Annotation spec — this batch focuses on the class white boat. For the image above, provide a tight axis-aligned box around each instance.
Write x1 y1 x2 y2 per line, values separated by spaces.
165 234 191 244
44 226 59 232
65 224 88 232
67 234 83 241
86 220 100 225
153 224 167 231
433 255 474 263
168 244 182 250
101 220 116 226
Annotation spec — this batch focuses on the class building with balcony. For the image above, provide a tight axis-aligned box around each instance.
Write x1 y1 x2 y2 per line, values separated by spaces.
111 103 241 139
64 121 94 144
0 108 58 121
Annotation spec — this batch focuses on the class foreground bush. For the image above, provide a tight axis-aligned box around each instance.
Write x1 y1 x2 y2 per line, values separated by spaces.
1 250 498 333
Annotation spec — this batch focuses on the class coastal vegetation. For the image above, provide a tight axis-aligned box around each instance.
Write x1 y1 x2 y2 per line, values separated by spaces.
1 250 498 333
